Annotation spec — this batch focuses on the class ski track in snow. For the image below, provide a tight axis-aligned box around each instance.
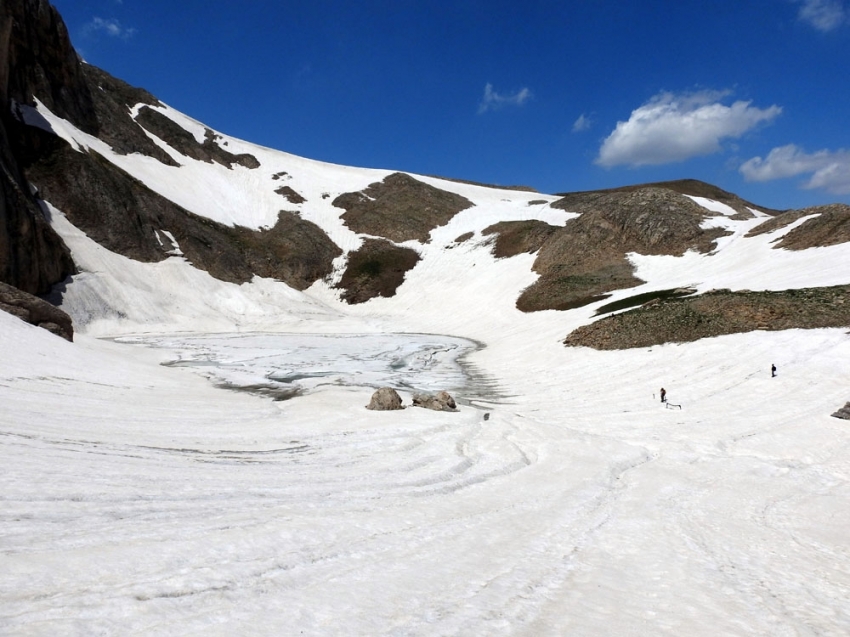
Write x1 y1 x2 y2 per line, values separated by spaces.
4 319 850 636
2 104 850 635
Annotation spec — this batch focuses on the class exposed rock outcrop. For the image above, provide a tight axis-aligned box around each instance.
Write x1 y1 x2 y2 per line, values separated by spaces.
831 403 850 420
80 65 178 167
134 105 260 169
25 142 340 289
335 238 420 304
554 179 777 217
482 219 558 258
564 285 850 350
509 186 729 311
0 0 77 294
412 391 457 412
366 387 404 411
275 186 306 204
333 172 473 243
0 280 72 340
1 0 97 135
747 204 850 250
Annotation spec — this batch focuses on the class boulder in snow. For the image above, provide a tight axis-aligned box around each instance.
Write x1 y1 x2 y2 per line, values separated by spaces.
412 391 457 412
366 387 404 411
0 282 73 341
831 402 850 420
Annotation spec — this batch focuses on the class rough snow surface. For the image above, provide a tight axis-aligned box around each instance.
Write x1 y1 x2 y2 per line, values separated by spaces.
4 310 850 635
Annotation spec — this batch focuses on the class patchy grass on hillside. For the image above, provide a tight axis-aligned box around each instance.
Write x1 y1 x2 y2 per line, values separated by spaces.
336 239 420 304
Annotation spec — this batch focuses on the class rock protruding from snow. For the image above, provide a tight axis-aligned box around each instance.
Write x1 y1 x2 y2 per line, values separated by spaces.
333 172 473 243
135 106 260 169
564 285 850 350
412 391 457 412
366 387 404 411
831 402 850 420
748 203 850 251
0 281 73 341
511 185 732 312
26 145 341 289
336 238 420 304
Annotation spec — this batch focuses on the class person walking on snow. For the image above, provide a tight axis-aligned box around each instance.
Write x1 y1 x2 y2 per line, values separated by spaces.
660 388 666 403
771 364 777 377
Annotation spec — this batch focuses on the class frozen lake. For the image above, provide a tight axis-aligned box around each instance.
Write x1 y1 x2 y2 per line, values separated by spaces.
116 332 502 404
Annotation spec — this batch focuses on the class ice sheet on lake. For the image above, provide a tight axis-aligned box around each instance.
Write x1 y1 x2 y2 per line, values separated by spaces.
118 332 496 402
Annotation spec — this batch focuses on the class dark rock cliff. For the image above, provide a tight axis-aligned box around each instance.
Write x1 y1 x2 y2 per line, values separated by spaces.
26 142 341 289
0 0 77 295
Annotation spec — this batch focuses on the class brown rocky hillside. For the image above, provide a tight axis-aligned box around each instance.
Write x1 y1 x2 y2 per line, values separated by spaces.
486 186 732 312
335 238 420 304
333 172 473 243
747 203 850 250
26 143 340 289
554 179 778 217
564 286 850 350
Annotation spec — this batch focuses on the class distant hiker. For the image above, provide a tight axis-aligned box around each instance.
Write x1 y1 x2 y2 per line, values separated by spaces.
771 364 776 377
660 388 666 403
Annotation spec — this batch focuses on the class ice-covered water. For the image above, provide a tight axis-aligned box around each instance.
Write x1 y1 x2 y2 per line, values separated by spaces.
117 332 498 403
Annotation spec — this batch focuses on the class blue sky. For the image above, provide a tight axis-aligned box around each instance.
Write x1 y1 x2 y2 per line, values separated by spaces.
52 0 850 210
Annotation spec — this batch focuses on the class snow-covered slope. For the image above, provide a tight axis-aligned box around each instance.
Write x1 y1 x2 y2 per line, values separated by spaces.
3 101 850 635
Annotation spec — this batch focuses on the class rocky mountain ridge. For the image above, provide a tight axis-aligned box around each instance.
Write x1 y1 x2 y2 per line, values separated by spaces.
1 0 849 349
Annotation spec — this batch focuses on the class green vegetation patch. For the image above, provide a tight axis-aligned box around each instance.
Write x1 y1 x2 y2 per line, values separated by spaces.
336 238 421 304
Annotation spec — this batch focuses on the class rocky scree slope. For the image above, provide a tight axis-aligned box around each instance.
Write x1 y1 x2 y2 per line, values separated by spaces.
564 285 850 350
745 203 850 250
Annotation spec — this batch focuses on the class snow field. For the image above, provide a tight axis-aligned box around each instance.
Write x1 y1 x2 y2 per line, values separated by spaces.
4 310 850 635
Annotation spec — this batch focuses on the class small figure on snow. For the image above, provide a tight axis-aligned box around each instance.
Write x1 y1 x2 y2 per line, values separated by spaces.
660 387 667 403
771 364 777 378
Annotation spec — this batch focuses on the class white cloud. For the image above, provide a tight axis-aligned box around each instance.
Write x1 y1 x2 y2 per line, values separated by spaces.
477 83 532 114
572 113 592 132
84 17 136 40
740 144 850 194
796 0 847 32
595 90 782 168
